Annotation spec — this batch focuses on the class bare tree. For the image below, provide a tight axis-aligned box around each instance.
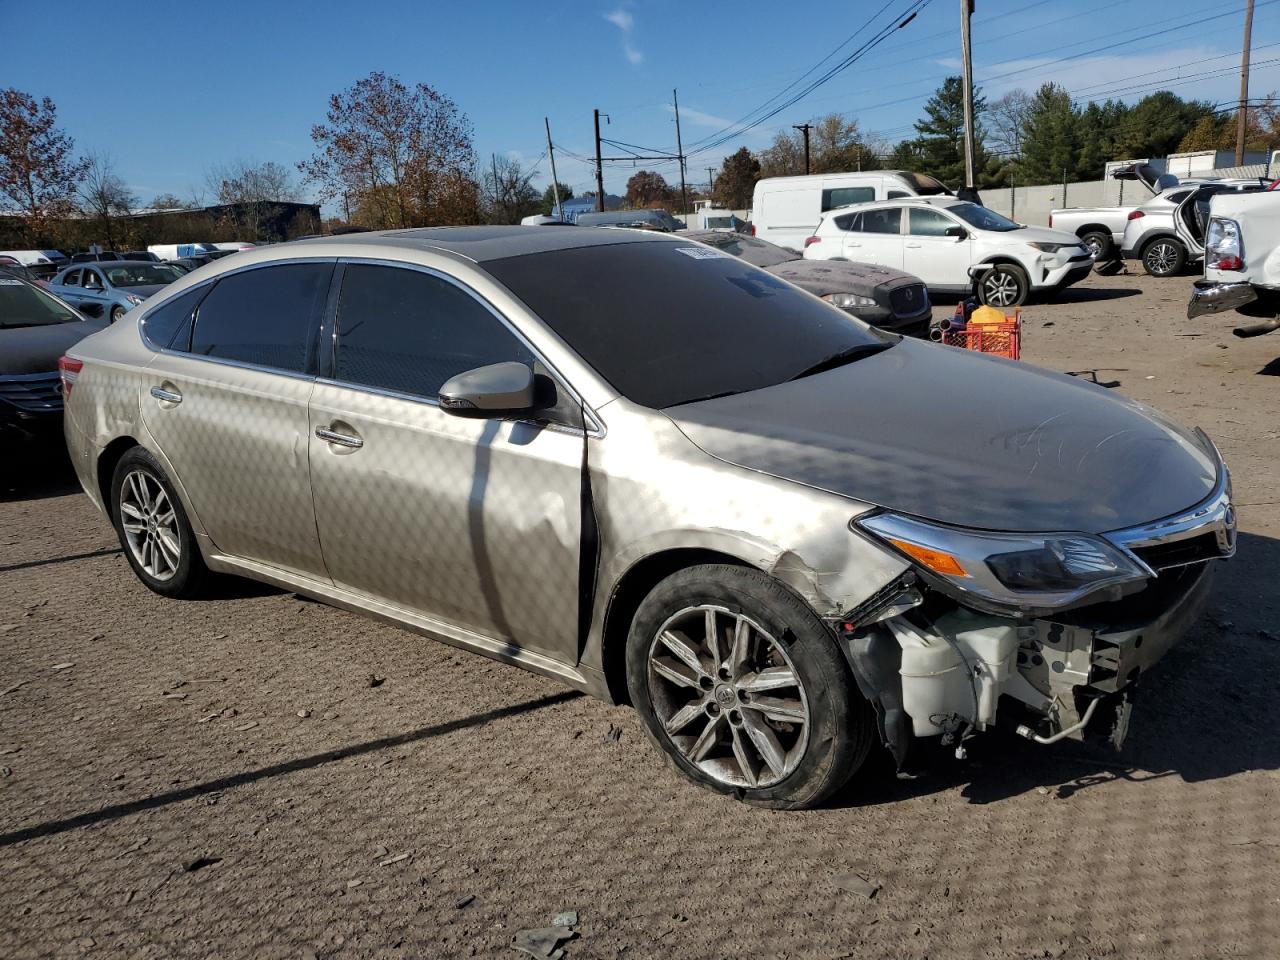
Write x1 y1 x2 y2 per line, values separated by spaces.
482 155 540 224
987 89 1033 162
0 88 88 239
206 159 301 239
299 72 477 228
79 153 136 249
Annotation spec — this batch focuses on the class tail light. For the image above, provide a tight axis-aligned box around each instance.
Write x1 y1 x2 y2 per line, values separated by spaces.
1127 210 1145 221
1047 214 1053 228
804 236 821 247
748 223 756 236
58 355 83 398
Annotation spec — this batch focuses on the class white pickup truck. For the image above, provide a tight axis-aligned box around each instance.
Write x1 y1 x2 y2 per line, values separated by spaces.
1186 186 1280 336
1048 164 1177 260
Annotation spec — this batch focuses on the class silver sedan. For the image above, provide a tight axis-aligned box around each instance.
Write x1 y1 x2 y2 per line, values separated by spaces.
61 227 1234 807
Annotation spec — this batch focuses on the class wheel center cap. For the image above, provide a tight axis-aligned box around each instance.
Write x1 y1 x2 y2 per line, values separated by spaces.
713 684 736 708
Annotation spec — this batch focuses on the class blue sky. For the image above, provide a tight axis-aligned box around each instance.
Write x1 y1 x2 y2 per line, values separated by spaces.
3 0 1277 214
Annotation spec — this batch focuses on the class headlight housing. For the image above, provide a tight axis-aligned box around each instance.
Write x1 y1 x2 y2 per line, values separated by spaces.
125 294 144 306
823 292 877 310
1026 241 1072 253
1205 217 1243 271
856 512 1151 611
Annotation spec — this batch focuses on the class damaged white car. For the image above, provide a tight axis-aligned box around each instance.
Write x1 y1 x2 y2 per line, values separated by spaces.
61 227 1234 808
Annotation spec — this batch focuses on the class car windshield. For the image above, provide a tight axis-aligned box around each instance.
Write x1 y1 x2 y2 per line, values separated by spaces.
0 277 81 328
105 264 182 287
485 240 890 408
948 203 1021 232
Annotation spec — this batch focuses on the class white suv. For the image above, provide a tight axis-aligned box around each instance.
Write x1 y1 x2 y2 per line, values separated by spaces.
803 196 1092 307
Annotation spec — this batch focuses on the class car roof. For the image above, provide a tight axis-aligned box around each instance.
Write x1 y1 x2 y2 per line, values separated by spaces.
823 195 966 218
279 225 673 263
61 260 168 272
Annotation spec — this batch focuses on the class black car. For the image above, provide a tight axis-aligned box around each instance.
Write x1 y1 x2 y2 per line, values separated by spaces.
0 276 105 441
681 229 932 336
121 250 160 262
70 251 126 263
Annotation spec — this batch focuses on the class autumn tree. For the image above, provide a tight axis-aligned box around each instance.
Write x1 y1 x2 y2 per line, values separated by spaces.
483 155 540 223
986 89 1032 163
78 153 136 249
299 72 477 229
1178 92 1280 153
206 159 302 240
759 114 882 178
712 147 760 208
150 193 195 210
0 89 88 239
624 169 676 208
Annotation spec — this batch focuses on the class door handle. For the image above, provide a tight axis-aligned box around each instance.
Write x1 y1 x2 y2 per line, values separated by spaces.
150 385 182 404
905 242 922 248
315 426 363 449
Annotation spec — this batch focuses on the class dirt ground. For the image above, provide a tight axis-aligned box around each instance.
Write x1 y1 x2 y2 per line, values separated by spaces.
2 269 1278 960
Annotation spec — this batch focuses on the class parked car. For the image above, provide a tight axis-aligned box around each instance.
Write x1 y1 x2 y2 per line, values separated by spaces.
0 276 103 443
1121 178 1267 277
1187 188 1280 333
62 227 1233 808
47 261 182 322
689 208 748 232
0 249 69 278
147 243 220 261
1047 163 1179 261
751 170 951 251
212 242 257 251
682 229 931 336
577 209 682 231
121 251 161 262
70 251 131 263
804 196 1091 307
0 256 49 286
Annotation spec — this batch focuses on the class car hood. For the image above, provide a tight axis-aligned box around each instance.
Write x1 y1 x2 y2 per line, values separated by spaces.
1004 225 1087 246
765 259 920 296
0 319 106 375
665 338 1218 534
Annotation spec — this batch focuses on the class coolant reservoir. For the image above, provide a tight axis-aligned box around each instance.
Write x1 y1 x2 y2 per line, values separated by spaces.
933 609 1019 728
889 619 970 737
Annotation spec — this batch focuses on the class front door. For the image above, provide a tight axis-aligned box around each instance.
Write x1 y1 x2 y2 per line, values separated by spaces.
903 207 974 289
308 263 585 662
139 261 335 580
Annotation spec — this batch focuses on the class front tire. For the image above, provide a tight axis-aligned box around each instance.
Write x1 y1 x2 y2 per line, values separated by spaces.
110 447 212 598
110 304 127 323
1142 238 1186 277
626 564 873 809
977 263 1029 308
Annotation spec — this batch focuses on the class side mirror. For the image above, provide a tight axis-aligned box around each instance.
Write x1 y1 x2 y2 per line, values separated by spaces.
944 226 968 240
438 361 536 418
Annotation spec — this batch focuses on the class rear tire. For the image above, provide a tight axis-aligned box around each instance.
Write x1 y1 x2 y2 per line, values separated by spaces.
1141 238 1186 277
1080 230 1113 261
626 564 874 809
110 447 212 598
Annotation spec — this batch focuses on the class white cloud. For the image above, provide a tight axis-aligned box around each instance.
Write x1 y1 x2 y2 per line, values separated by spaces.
665 104 733 129
624 43 644 65
604 8 633 31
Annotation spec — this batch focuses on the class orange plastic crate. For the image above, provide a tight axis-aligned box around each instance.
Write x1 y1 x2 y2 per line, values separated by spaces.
941 309 1021 360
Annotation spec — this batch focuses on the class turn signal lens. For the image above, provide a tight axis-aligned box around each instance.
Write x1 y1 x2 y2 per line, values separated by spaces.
887 538 969 577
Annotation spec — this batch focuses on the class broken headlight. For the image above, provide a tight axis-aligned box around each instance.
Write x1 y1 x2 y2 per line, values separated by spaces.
856 512 1150 611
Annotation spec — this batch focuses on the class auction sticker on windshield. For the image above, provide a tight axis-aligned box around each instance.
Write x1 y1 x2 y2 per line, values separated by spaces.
675 246 732 260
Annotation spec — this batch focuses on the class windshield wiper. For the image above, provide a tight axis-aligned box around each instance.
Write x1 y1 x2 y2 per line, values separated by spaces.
788 342 892 381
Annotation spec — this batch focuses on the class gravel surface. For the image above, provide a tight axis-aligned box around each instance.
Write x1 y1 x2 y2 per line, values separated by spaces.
1 269 1278 959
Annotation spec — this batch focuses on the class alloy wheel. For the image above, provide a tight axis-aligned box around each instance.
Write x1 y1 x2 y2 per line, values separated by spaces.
1083 236 1103 258
981 271 1020 307
1146 242 1178 275
646 604 810 789
119 469 180 581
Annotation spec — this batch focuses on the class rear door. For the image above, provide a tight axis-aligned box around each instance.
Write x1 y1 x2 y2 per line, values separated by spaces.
307 261 585 662
139 260 335 580
903 206 973 288
837 206 905 268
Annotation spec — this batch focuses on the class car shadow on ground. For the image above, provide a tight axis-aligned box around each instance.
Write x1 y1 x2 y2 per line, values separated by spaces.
830 530 1280 808
0 442 81 503
1048 285 1142 304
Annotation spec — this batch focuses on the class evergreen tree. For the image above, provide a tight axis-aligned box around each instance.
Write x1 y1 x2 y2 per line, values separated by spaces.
1018 83 1080 185
906 76 989 188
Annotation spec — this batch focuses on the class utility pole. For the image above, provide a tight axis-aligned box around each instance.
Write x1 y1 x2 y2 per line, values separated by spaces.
491 153 499 210
673 88 689 215
793 123 812 175
1236 0 1255 166
593 109 606 212
960 0 977 189
706 167 716 193
544 117 561 218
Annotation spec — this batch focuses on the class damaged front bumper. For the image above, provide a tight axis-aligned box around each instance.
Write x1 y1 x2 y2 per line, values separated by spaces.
838 560 1218 766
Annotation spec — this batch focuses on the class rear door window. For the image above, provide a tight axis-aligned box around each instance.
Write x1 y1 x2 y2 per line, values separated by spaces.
190 263 332 374
821 186 875 211
332 264 534 399
861 207 903 234
143 286 209 351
